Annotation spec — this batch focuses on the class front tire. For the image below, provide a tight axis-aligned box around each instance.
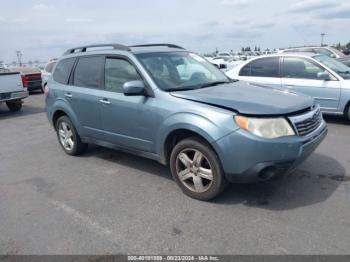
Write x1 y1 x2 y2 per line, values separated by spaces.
346 105 350 122
170 137 227 201
55 116 87 156
6 100 22 111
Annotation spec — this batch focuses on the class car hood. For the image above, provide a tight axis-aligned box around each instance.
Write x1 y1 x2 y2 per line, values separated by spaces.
170 81 314 115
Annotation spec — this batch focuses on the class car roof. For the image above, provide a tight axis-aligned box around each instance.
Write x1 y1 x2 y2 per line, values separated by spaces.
283 46 330 50
250 52 317 59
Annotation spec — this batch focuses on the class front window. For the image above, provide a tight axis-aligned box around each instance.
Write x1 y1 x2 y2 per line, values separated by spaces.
313 54 350 80
136 52 230 91
105 58 142 93
283 57 330 80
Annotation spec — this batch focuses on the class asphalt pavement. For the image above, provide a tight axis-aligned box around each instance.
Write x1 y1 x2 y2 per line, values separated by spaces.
0 93 349 254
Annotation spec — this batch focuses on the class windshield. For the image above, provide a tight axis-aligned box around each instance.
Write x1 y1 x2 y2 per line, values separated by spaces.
136 52 230 91
314 54 350 80
329 47 346 58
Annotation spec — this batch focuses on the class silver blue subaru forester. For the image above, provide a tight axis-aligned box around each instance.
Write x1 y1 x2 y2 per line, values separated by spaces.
45 44 327 200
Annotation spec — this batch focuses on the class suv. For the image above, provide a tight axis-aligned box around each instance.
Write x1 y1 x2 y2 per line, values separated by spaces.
45 44 327 200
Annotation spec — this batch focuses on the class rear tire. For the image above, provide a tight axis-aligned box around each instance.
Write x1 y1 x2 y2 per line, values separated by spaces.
170 137 228 201
55 116 87 156
6 100 22 112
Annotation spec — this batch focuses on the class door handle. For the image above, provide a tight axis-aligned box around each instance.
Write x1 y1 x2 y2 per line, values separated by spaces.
64 92 73 98
99 98 110 104
284 84 296 87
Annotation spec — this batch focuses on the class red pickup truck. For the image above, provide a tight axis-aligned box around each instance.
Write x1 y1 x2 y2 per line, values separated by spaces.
10 67 43 92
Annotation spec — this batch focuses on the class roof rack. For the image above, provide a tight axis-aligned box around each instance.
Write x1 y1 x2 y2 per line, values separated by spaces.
129 44 185 50
63 44 131 55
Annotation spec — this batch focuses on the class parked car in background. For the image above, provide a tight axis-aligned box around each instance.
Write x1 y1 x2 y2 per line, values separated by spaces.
209 57 228 70
42 60 57 91
0 71 28 111
46 43 327 200
10 67 43 93
226 53 350 120
280 46 346 59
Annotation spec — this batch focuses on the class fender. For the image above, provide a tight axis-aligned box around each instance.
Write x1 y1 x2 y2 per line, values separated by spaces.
52 98 83 134
156 112 238 162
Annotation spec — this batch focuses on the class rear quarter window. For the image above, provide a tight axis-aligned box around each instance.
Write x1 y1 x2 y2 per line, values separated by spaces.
53 58 76 84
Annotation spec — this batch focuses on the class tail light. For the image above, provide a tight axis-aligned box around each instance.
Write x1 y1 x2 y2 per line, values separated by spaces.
21 75 29 88
44 84 49 97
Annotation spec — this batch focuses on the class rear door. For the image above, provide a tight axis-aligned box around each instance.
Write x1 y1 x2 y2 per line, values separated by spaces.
281 57 341 111
64 56 106 139
238 57 282 89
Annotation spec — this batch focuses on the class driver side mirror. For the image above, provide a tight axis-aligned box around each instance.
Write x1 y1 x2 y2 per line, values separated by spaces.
122 80 146 96
317 71 331 81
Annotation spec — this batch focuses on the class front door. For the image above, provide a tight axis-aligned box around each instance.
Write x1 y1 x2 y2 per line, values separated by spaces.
100 57 155 152
281 57 341 111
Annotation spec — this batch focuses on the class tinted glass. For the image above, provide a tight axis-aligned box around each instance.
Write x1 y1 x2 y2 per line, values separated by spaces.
239 64 251 76
314 55 350 80
53 58 75 84
105 58 142 92
283 57 324 80
73 56 104 88
240 57 279 77
136 52 229 91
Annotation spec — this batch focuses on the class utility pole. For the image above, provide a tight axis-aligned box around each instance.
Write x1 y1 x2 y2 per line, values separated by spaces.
321 33 325 47
16 51 23 66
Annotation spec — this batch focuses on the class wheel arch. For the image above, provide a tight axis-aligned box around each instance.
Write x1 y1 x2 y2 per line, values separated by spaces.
51 100 82 133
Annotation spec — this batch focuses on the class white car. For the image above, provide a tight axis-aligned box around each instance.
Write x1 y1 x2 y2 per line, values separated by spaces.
41 60 57 89
280 46 346 59
226 53 350 119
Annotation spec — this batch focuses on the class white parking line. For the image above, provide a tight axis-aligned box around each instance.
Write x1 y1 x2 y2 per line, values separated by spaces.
50 200 120 247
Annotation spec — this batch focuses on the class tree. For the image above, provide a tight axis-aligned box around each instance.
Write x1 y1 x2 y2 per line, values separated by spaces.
346 42 350 49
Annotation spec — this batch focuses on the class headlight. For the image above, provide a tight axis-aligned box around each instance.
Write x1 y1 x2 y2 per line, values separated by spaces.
235 116 295 139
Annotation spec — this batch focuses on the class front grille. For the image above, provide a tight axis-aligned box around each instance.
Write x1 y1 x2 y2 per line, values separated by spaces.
293 109 322 136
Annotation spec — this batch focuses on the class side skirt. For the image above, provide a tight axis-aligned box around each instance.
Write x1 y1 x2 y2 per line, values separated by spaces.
81 137 166 165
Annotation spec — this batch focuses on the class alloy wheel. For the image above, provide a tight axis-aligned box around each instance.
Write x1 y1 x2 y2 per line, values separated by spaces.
175 149 214 193
58 121 74 151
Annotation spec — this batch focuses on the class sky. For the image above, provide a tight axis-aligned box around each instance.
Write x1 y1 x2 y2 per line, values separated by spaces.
0 0 349 63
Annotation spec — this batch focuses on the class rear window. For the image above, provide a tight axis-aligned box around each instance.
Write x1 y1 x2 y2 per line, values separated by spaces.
73 56 104 89
239 57 279 77
53 58 75 84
